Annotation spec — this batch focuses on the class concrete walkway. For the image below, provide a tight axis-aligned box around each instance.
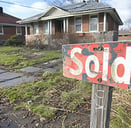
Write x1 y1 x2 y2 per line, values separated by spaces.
0 69 37 88
0 59 62 88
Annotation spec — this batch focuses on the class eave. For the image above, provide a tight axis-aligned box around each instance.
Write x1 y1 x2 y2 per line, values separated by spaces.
0 23 25 26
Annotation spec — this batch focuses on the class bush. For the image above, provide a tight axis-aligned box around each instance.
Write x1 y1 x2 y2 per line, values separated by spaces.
4 35 23 46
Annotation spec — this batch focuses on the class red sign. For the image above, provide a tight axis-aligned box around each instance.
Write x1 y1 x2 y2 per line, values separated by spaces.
62 41 131 89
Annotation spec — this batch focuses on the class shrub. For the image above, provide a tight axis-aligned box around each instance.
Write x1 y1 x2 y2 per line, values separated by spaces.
4 35 23 46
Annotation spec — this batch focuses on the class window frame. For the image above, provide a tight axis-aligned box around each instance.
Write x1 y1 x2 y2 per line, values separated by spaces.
75 16 82 33
0 25 4 35
33 23 39 35
43 21 49 34
89 14 99 32
16 26 22 35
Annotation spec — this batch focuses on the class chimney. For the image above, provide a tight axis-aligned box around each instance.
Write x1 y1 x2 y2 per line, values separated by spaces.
0 7 3 15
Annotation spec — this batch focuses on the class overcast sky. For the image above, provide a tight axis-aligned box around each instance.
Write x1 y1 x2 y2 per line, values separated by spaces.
1 0 131 27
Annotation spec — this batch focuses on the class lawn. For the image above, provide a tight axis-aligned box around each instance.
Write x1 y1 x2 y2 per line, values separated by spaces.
0 46 61 69
0 46 130 127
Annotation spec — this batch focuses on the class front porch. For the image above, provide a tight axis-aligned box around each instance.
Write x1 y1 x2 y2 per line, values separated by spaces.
25 31 118 49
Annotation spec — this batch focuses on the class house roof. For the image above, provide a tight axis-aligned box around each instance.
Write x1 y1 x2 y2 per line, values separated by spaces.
0 13 21 25
62 1 111 13
18 1 123 25
18 13 44 24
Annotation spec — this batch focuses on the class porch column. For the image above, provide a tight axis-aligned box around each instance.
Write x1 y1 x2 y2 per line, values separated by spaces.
47 21 50 34
103 12 107 32
49 20 52 35
25 25 28 35
66 18 68 33
63 18 66 33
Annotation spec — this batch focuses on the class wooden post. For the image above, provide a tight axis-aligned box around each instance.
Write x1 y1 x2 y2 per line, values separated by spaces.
90 84 113 128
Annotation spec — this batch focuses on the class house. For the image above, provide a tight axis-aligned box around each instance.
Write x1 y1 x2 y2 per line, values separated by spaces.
0 7 25 44
119 30 131 40
18 0 123 49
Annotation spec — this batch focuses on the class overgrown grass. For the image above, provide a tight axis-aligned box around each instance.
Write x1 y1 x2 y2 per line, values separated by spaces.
0 46 130 127
0 54 24 66
110 88 131 128
15 50 62 69
0 46 22 53
0 46 62 69
0 71 91 119
61 81 91 110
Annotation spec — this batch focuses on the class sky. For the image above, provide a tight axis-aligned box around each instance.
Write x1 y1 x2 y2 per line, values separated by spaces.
0 0 131 27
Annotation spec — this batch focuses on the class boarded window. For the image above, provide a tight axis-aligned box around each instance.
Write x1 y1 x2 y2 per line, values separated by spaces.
16 26 22 35
0 25 4 35
89 15 98 31
34 23 39 34
43 21 49 34
75 17 82 32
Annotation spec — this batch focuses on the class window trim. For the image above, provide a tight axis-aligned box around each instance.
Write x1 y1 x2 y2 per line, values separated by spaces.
0 25 4 35
89 14 99 32
16 26 22 35
33 23 39 35
75 16 82 33
43 21 49 34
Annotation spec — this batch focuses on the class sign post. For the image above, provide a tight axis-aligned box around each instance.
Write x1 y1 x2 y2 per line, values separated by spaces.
90 84 113 128
62 41 131 128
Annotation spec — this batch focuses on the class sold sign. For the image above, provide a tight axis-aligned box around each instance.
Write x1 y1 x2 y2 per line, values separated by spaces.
62 41 131 89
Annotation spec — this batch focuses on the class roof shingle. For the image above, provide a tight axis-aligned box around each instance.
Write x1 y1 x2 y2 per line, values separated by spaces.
61 1 111 13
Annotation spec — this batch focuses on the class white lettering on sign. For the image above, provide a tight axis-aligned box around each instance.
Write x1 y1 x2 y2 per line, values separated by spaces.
70 48 83 75
111 47 131 84
125 47 131 84
69 47 131 84
85 55 99 78
102 48 109 81
111 57 125 83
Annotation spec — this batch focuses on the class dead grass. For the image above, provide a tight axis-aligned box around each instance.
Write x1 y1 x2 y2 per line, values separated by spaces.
110 88 131 128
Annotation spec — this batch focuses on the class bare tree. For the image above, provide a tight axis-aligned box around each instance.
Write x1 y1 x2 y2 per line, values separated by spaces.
123 19 131 31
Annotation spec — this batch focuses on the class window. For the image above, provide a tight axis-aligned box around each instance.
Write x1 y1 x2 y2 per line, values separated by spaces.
43 21 49 34
0 25 4 35
89 15 98 32
16 26 22 35
75 17 82 32
34 23 39 34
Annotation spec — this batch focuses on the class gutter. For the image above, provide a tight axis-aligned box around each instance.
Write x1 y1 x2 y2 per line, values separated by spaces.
0 23 25 27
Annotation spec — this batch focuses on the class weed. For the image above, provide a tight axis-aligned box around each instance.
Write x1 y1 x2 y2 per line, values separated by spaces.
28 104 56 118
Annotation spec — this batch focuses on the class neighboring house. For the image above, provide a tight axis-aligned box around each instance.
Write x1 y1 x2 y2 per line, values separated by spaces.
119 30 131 40
18 0 123 48
0 7 25 44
